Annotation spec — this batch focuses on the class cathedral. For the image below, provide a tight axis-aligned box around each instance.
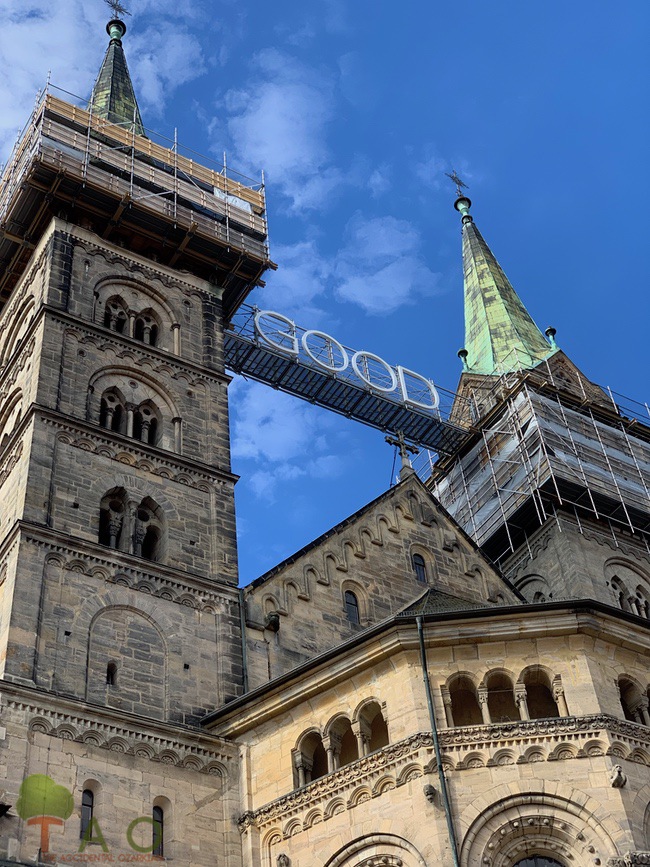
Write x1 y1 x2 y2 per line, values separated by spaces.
0 13 648 867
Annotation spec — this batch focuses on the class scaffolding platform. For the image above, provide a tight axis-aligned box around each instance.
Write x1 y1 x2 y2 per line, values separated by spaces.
0 86 275 317
224 305 470 456
423 362 650 567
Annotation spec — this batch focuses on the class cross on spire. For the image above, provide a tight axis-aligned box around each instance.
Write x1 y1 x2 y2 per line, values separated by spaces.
386 431 419 481
445 170 469 198
105 0 131 17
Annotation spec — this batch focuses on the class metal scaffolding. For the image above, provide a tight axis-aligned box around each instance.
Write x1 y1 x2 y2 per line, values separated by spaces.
0 83 273 316
424 364 650 569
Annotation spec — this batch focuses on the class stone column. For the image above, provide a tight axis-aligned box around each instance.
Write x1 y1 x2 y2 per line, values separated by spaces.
172 323 181 354
478 687 490 724
553 677 569 716
637 697 650 727
125 403 135 438
351 721 370 757
323 734 341 771
441 688 454 727
128 311 136 338
515 685 530 720
173 417 182 453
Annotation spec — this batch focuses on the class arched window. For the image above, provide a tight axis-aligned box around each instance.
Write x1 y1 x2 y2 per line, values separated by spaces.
358 700 389 753
448 676 482 726
327 717 358 769
635 587 650 619
152 805 164 857
99 389 126 434
132 402 160 446
619 676 647 724
106 662 117 686
610 576 630 611
98 491 164 562
103 297 128 334
486 672 519 723
294 732 328 788
344 591 360 625
134 310 160 347
523 669 560 719
412 553 427 583
80 789 94 840
98 489 128 550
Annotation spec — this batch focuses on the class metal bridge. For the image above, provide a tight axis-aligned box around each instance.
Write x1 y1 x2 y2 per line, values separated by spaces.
223 306 470 456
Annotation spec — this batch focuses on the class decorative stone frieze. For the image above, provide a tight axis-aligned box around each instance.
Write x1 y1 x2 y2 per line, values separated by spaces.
3 691 235 776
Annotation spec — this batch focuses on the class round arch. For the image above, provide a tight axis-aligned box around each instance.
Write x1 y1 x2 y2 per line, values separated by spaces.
324 833 428 867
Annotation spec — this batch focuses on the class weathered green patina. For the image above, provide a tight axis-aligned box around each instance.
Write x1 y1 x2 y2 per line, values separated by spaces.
89 19 145 137
456 196 555 375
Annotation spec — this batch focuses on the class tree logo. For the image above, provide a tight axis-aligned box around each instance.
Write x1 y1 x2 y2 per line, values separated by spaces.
15 775 73 854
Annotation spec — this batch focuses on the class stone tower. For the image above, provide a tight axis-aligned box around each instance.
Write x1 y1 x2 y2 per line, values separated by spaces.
0 15 271 864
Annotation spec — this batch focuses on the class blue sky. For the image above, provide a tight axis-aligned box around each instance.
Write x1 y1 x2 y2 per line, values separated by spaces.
2 0 648 582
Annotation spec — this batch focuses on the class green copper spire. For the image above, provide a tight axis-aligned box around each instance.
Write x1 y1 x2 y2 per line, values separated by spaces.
455 195 555 375
89 17 145 137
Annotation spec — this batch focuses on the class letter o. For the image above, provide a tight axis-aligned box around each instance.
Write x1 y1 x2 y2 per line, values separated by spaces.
351 351 397 393
301 330 349 372
126 816 155 854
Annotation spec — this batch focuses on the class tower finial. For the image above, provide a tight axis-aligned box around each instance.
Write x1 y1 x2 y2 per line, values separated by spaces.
445 169 468 198
446 170 473 224
105 0 131 18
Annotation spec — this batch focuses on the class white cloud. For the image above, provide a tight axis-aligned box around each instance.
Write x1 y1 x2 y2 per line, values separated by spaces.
368 165 391 198
130 23 205 117
224 49 343 211
258 240 330 319
333 213 441 315
0 3 207 158
231 380 344 501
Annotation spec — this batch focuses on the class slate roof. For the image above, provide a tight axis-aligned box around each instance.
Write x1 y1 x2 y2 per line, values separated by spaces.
398 587 492 617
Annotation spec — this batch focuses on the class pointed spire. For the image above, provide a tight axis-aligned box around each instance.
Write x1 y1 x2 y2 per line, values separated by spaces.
454 193 555 375
89 16 145 137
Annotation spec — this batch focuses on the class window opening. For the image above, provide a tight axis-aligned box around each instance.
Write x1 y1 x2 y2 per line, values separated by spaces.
106 662 117 686
152 805 164 857
412 553 427 583
344 591 360 625
80 790 94 840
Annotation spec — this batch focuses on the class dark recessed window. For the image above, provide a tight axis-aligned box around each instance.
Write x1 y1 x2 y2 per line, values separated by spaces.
344 591 360 625
80 789 94 840
152 805 164 857
412 553 426 583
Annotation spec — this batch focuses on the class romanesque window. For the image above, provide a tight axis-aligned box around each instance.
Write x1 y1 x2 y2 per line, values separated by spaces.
98 489 165 562
80 789 94 840
448 675 482 726
619 676 650 725
99 389 126 434
134 309 160 347
357 700 389 752
293 732 328 788
344 590 360 625
635 586 650 619
99 389 162 447
486 671 520 723
103 297 128 334
325 716 358 769
152 805 164 857
412 553 427 583
610 576 629 611
132 401 160 446
521 669 560 719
